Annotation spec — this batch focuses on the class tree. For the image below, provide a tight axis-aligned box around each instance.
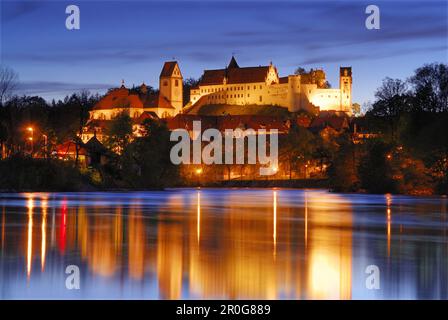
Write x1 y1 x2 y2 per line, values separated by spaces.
2 95 49 156
367 77 412 140
183 77 200 106
327 135 359 192
129 84 157 95
409 63 448 112
121 118 178 188
0 66 18 105
50 91 100 144
352 102 361 116
280 122 316 179
294 67 307 75
105 111 133 154
358 140 397 193
372 77 410 115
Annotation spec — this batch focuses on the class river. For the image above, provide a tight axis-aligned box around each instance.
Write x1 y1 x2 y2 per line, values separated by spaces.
0 189 446 299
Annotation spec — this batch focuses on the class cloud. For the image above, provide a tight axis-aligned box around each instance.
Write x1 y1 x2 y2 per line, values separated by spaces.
14 80 113 96
297 45 448 66
2 0 446 68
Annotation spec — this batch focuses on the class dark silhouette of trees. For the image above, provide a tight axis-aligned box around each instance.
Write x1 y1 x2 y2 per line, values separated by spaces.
183 77 200 106
121 118 178 188
327 134 359 192
280 122 316 179
409 63 448 113
0 66 18 105
105 111 133 154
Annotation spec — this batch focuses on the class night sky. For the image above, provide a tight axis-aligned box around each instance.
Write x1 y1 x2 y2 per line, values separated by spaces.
1 0 447 107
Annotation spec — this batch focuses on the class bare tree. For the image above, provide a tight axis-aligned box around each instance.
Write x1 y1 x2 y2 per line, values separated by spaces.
374 77 408 101
0 66 19 105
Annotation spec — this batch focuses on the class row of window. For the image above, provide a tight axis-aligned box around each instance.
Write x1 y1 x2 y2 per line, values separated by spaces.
320 95 339 99
316 94 349 99
96 112 141 120
201 84 263 94
96 111 170 120
207 95 263 102
209 93 250 99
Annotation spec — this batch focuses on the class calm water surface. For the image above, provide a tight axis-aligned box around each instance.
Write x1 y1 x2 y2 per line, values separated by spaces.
0 188 447 299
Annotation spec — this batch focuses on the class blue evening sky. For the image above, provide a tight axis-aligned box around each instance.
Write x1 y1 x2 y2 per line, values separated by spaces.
1 0 447 106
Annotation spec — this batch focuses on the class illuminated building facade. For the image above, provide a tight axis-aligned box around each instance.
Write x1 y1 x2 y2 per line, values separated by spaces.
81 61 183 143
189 57 352 114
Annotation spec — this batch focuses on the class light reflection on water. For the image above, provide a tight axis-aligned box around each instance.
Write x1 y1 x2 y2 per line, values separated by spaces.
0 189 447 299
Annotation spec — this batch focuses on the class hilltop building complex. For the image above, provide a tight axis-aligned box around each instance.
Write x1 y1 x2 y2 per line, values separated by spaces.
81 58 352 143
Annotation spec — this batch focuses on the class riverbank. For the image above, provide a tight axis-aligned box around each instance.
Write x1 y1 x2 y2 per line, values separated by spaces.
1 157 446 195
0 179 329 193
193 178 330 189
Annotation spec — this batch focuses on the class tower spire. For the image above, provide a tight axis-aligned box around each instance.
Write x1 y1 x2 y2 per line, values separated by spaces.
228 55 239 69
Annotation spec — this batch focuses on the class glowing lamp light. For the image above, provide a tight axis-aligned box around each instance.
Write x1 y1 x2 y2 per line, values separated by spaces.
386 154 392 160
27 127 33 132
28 137 33 141
271 165 278 173
195 168 203 175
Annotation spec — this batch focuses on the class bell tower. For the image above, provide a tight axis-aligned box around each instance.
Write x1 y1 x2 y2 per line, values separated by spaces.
339 67 352 113
160 61 183 114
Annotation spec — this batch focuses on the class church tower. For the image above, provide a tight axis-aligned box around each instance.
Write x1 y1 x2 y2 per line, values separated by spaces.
160 61 183 114
339 67 352 113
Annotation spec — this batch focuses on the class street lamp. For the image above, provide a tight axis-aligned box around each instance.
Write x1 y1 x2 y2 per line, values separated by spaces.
26 127 34 155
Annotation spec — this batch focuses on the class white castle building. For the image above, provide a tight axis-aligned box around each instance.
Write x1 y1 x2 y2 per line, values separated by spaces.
189 57 352 114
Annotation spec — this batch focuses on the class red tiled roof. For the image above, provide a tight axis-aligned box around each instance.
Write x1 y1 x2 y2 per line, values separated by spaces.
166 114 289 133
160 61 178 77
200 69 226 86
94 87 139 110
309 116 348 131
94 87 137 110
93 89 174 111
135 111 159 124
141 93 175 109
200 66 270 86
228 56 239 69
166 114 218 131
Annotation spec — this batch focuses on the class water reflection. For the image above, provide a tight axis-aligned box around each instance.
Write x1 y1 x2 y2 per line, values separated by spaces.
386 194 392 258
26 197 33 280
41 198 47 272
0 189 447 299
306 192 352 299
